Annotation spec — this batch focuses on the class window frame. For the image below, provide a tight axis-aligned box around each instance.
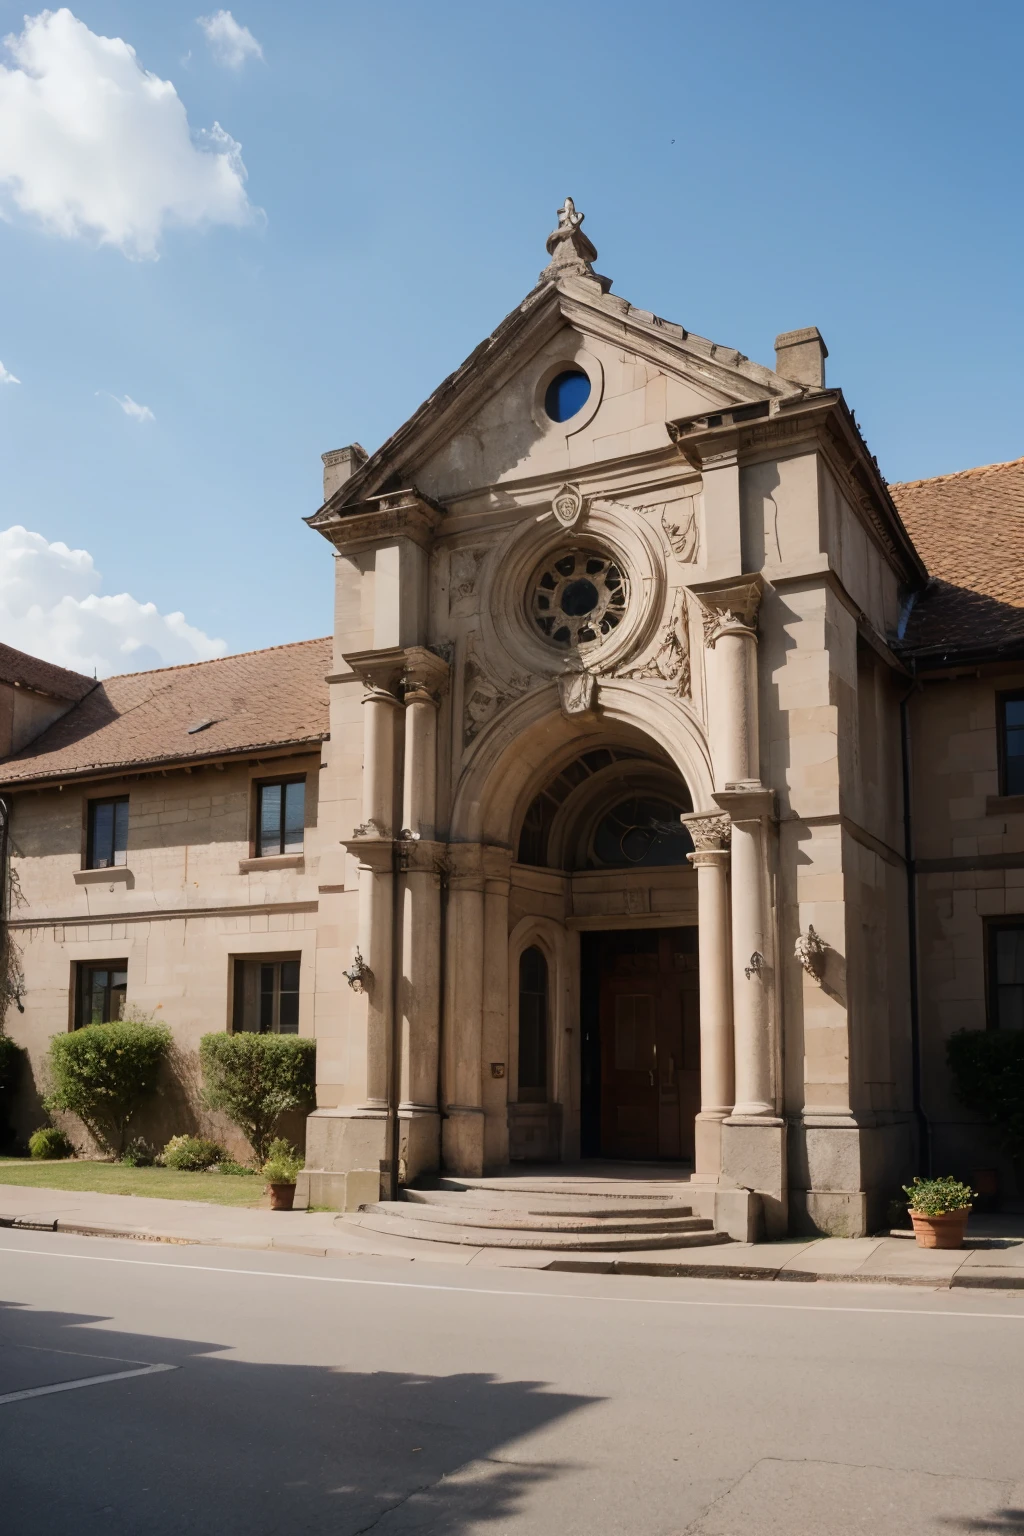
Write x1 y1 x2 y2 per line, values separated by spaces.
74 960 129 1029
986 918 1024 1031
230 952 302 1034
85 795 129 870
517 945 549 1103
252 775 307 859
997 688 1024 797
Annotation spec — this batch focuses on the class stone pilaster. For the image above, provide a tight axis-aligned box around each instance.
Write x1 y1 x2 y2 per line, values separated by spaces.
442 844 486 1176
682 812 733 1180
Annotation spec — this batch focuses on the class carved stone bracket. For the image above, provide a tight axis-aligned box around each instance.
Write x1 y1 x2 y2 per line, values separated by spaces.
794 925 828 980
558 667 596 718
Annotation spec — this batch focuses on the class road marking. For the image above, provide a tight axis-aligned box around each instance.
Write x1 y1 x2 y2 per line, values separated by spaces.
2 1242 1023 1322
0 1362 176 1406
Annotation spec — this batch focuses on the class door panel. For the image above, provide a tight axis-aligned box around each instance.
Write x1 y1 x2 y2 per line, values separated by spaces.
597 928 698 1161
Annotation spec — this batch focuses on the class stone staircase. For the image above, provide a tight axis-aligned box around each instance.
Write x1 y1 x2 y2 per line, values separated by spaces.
349 1172 734 1252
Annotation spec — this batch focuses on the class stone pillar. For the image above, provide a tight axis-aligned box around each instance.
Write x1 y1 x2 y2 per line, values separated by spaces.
442 845 486 1176
682 812 733 1179
395 650 449 1181
481 848 513 1169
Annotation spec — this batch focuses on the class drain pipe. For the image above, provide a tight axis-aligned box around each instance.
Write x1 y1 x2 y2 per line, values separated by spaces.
436 854 450 1162
899 683 931 1175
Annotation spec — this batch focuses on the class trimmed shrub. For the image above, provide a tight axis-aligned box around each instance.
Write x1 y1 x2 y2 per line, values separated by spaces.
903 1175 974 1215
45 1016 171 1157
0 1034 26 1146
161 1134 226 1172
29 1125 74 1160
262 1137 303 1184
199 1033 315 1166
946 1029 1024 1171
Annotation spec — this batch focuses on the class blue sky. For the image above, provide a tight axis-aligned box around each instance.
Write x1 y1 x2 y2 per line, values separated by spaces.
0 1 1022 675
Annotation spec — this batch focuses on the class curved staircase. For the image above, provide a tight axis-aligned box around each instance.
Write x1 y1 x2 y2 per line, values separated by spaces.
349 1173 732 1252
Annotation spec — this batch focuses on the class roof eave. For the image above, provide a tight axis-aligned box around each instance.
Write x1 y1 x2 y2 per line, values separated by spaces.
0 735 328 793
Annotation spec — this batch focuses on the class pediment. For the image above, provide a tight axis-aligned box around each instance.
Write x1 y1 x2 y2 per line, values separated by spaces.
318 252 805 516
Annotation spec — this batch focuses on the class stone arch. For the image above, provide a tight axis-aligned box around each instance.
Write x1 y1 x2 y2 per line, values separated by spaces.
450 677 716 847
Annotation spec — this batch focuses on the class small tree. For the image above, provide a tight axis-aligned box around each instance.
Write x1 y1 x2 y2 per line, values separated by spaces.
199 1033 316 1166
947 1028 1024 1183
45 1016 171 1156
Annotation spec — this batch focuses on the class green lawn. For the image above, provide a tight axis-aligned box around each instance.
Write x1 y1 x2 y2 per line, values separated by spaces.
0 1157 266 1207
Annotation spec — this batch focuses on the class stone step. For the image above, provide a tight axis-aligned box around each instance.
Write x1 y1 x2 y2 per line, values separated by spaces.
401 1189 697 1220
430 1175 695 1203
363 1200 711 1235
351 1210 731 1252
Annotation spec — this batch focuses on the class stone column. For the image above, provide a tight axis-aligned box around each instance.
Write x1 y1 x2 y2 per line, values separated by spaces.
442 845 486 1176
395 649 449 1181
682 812 733 1179
481 848 513 1169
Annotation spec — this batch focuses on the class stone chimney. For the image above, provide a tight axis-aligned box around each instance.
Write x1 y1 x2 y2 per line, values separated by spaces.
773 327 828 389
321 443 368 503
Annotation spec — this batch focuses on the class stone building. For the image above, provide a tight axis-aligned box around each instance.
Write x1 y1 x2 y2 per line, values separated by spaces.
2 201 1022 1237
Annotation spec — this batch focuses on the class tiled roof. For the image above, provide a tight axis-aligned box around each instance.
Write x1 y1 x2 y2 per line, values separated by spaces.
0 643 95 702
889 456 1024 661
0 637 332 786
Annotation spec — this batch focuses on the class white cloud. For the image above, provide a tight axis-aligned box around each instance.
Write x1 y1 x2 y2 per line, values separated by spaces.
0 361 19 384
116 395 154 423
0 8 258 259
0 525 227 678
197 10 263 70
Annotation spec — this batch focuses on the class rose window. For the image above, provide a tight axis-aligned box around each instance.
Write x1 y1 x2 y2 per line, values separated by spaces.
530 549 627 648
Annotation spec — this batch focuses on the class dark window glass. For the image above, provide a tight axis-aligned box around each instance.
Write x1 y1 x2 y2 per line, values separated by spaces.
77 964 128 1027
257 780 305 857
234 955 302 1033
991 925 1024 1030
591 797 695 868
86 797 129 869
518 946 548 1100
1003 696 1024 795
544 369 591 423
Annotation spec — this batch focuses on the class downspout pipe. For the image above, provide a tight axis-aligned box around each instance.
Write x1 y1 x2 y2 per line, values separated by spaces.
899 681 931 1175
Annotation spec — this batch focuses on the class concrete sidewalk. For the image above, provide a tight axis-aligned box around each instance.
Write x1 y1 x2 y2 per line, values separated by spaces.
2 1182 1024 1289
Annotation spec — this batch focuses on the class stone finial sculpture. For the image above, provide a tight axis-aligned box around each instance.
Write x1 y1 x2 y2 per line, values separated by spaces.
540 197 598 281
794 925 827 980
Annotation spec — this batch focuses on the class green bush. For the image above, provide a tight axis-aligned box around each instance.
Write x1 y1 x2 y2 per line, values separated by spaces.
161 1134 226 1171
29 1125 74 1160
262 1137 303 1184
199 1033 314 1166
0 1034 26 1146
946 1029 1024 1168
120 1138 154 1167
214 1158 256 1177
903 1175 974 1215
45 1016 171 1157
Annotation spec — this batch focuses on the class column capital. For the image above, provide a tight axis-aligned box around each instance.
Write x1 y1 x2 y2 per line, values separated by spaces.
400 645 450 700
681 810 732 852
689 575 764 649
343 643 450 700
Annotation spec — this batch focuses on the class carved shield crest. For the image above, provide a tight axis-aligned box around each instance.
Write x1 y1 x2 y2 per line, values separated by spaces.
552 482 585 529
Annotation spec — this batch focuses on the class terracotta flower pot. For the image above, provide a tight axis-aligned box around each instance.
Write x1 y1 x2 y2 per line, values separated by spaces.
909 1207 971 1249
269 1181 296 1212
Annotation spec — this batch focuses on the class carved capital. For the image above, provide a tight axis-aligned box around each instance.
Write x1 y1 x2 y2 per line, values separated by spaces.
680 811 732 851
691 576 764 649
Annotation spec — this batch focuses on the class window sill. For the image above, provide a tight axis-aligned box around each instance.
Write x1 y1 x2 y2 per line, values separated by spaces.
74 866 132 885
239 854 305 873
986 795 1024 815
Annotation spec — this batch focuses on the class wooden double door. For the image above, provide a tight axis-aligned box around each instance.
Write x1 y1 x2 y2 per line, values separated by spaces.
595 928 700 1161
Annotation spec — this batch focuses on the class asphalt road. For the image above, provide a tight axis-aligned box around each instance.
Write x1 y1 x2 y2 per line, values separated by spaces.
1 1230 1023 1535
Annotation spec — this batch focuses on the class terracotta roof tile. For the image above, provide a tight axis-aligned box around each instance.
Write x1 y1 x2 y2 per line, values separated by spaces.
889 456 1024 660
0 643 95 702
0 636 332 786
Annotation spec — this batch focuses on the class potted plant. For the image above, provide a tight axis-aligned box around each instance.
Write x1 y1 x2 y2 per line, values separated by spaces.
262 1138 304 1211
903 1176 975 1249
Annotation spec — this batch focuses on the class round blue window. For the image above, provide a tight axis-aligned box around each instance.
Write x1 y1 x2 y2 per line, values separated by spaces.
544 368 591 423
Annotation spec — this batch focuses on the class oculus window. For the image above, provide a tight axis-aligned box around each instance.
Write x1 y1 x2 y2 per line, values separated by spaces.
233 955 301 1034
518 946 548 1102
76 962 127 1028
1000 692 1024 795
530 549 626 648
86 797 128 869
989 923 1024 1030
257 779 305 857
544 369 591 423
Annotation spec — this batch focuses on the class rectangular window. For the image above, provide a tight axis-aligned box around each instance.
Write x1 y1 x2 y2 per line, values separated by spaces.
989 923 1024 1030
86 797 129 869
256 780 305 857
232 955 301 1034
76 962 128 1028
1000 692 1024 796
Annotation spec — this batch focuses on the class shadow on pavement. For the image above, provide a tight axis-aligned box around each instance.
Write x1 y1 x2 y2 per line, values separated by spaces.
0 1298 598 1534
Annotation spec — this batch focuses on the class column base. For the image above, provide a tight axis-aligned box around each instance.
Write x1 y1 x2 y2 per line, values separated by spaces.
398 1105 440 1183
296 1106 389 1212
693 1111 728 1179
442 1106 486 1176
721 1118 787 1238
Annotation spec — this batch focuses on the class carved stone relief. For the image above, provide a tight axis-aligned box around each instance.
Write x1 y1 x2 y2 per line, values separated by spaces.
620 587 691 697
552 482 586 529
450 548 484 604
462 641 531 748
660 496 700 563
557 668 595 718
